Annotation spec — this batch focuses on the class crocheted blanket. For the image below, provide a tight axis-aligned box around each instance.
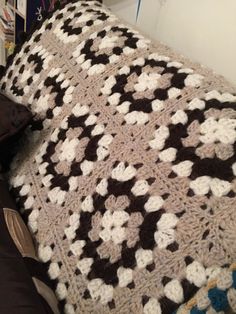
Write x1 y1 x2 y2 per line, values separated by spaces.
1 1 236 313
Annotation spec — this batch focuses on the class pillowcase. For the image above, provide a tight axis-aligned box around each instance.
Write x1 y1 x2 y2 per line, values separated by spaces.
0 173 59 314
0 92 32 170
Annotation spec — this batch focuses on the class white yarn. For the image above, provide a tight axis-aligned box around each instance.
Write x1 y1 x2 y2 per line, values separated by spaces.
145 196 164 212
60 117 68 129
80 160 94 176
188 98 205 110
131 180 149 196
42 174 53 188
97 146 109 161
152 99 164 112
185 74 203 87
232 163 236 176
155 227 175 249
171 110 188 125
123 47 134 55
81 195 94 212
134 72 161 92
206 266 221 281
20 69 31 83
109 54 120 63
132 57 145 66
96 179 108 196
190 176 211 196
216 269 233 290
157 213 179 230
205 90 236 102
77 258 93 275
43 55 53 70
186 261 206 287
73 42 85 58
85 114 97 126
167 61 183 68
70 240 85 257
32 44 43 54
77 13 93 24
168 87 181 99
63 86 74 104
38 244 53 263
64 226 77 241
19 184 31 196
91 124 105 136
112 211 130 227
64 304 75 314
48 262 61 280
34 94 50 113
117 267 133 288
11 174 25 187
59 138 79 162
56 73 65 83
118 65 130 75
88 279 113 304
136 38 149 49
98 134 113 148
24 196 35 209
100 210 129 244
164 279 184 303
68 176 78 192
56 283 68 300
172 160 193 177
200 117 236 145
88 64 106 76
99 35 118 50
51 128 60 142
149 126 169 150
159 147 177 162
81 59 91 70
210 178 231 197
28 209 39 233
48 187 66 205
135 248 153 268
143 298 162 314
116 101 131 114
178 68 194 74
69 213 80 227
125 111 149 125
101 75 116 95
99 284 114 305
111 162 136 182
72 103 89 117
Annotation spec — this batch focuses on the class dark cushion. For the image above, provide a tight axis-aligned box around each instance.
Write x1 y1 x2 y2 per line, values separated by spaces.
0 92 32 170
0 175 59 314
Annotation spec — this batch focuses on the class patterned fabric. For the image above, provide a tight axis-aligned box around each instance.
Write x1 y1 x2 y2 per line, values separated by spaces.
175 263 236 314
1 1 236 313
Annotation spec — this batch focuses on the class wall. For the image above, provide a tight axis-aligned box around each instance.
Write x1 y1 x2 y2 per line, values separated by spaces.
104 0 137 25
105 0 236 85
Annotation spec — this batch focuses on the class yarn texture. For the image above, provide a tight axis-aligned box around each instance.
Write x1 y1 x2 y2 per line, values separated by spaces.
1 1 236 313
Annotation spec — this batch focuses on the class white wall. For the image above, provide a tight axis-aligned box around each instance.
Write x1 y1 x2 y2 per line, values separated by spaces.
104 0 137 25
105 0 236 85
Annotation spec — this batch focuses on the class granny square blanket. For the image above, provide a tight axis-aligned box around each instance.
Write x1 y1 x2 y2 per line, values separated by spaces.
1 1 236 313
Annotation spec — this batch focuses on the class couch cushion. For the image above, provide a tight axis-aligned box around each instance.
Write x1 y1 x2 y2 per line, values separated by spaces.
0 176 59 314
0 0 236 313
0 92 32 170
